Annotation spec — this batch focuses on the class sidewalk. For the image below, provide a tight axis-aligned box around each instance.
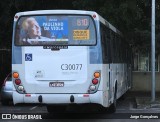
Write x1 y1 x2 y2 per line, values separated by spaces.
127 91 160 109
136 97 160 109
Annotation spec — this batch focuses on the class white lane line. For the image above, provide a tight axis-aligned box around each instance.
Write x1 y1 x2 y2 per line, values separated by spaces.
30 105 38 110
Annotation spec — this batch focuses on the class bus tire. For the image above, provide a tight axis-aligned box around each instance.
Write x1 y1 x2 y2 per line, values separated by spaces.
47 105 66 113
108 85 117 113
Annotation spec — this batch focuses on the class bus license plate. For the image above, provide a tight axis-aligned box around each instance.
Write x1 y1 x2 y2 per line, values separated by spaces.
49 82 64 87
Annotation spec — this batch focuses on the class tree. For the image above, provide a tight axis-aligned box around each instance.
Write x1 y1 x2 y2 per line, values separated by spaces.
0 0 160 52
73 0 160 54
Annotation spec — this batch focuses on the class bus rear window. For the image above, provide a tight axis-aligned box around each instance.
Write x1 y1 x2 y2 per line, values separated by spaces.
15 15 97 46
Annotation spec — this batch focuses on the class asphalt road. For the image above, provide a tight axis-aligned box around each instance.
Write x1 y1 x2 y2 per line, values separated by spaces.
0 92 160 121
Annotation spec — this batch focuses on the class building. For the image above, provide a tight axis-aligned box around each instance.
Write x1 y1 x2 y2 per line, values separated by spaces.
132 52 160 91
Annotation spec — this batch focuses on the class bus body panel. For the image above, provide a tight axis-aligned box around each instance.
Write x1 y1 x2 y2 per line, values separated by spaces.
21 46 91 94
12 10 132 109
13 90 109 107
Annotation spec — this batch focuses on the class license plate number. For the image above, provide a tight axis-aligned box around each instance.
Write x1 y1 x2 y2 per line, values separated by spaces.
49 82 64 87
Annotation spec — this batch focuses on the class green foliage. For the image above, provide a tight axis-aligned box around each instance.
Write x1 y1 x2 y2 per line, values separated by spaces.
73 0 160 53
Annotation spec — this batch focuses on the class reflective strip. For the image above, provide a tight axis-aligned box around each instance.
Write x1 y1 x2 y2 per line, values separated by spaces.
25 94 31 97
83 94 89 97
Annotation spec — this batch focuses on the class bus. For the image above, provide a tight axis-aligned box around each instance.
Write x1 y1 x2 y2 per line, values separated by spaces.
12 10 132 113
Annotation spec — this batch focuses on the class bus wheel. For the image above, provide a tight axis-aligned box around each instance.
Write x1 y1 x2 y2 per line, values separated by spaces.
47 105 66 113
108 88 117 113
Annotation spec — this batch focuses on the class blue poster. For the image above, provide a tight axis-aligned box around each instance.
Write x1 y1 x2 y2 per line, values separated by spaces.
42 18 68 40
19 16 69 43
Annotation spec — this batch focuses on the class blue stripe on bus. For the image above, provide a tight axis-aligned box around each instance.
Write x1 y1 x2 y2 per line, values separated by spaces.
12 46 22 64
89 20 102 64
12 22 22 64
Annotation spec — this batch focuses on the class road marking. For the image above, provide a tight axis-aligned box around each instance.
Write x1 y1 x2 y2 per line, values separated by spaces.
30 105 38 110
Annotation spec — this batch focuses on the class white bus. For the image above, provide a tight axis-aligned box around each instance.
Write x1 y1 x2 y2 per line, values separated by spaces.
12 10 132 113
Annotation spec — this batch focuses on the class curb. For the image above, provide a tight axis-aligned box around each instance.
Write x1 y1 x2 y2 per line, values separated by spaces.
135 97 160 109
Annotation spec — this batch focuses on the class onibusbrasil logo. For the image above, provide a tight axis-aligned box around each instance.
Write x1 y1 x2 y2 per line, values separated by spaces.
1 114 42 120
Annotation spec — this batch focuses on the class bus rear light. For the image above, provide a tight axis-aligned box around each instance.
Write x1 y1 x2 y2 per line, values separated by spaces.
92 78 98 85
17 85 24 91
15 79 21 85
94 72 100 78
13 72 19 78
90 85 96 91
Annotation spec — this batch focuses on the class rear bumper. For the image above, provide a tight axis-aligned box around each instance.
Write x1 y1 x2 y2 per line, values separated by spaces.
13 91 108 107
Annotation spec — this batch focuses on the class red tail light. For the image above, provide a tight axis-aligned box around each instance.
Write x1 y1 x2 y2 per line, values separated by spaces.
92 78 98 85
15 79 21 85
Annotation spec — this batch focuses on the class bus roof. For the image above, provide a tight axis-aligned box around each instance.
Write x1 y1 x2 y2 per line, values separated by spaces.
98 14 122 35
15 10 97 17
